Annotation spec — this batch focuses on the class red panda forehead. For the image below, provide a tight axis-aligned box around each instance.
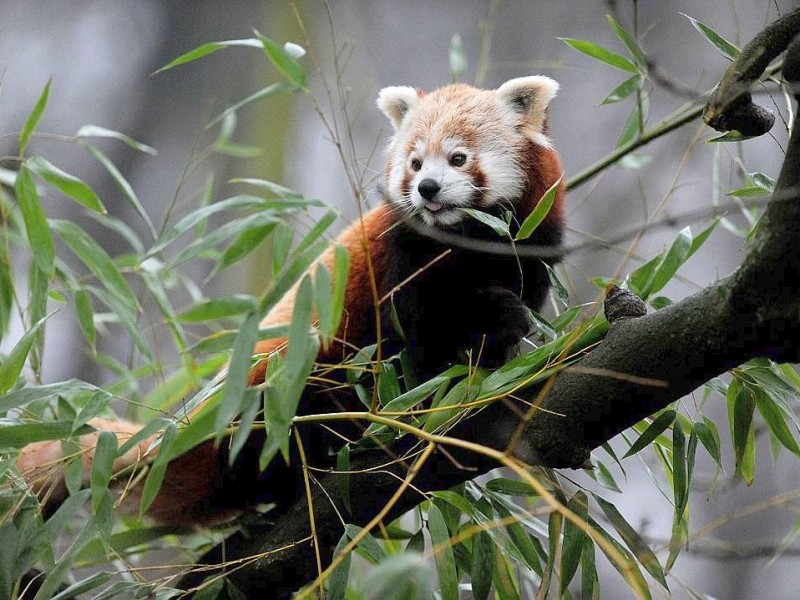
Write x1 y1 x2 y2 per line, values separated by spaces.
404 86 509 155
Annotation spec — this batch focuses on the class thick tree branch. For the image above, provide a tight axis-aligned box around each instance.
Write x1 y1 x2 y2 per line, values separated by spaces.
183 21 800 599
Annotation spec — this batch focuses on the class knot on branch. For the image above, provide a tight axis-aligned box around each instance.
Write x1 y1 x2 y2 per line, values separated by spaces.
703 8 800 136
703 91 775 137
604 284 647 324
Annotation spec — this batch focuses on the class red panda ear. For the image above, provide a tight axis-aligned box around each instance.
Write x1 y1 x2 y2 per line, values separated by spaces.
377 86 420 130
497 76 559 147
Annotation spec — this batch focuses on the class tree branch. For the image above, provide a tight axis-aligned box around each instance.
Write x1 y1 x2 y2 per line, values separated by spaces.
181 19 800 599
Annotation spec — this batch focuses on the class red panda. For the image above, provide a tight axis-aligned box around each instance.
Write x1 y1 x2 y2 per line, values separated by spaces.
16 76 565 526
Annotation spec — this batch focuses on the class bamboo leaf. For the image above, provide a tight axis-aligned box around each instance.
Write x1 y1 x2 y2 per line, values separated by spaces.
15 166 55 277
0 421 93 447
755 390 800 456
427 503 459 600
51 220 139 310
76 125 157 155
594 494 669 589
90 431 117 513
623 410 676 458
330 243 350 343
599 75 643 105
154 38 262 74
256 33 306 88
19 80 50 155
461 208 510 237
83 144 157 239
560 491 589 595
26 156 105 213
560 38 638 73
644 227 693 296
606 15 648 69
515 175 563 241
0 315 49 394
139 422 177 516
327 532 352 600
177 295 258 322
470 530 493 600
683 14 740 60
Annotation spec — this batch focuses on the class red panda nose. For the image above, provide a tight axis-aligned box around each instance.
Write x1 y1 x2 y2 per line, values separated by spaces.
417 178 441 201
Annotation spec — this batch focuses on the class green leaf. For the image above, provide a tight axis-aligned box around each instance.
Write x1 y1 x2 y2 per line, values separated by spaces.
683 14 740 60
706 129 757 143
427 503 459 600
336 444 352 515
0 315 49 394
599 75 643 105
154 38 262 74
51 220 140 310
73 288 96 352
449 33 467 80
606 15 648 69
208 82 297 129
694 418 723 468
139 422 177 516
594 459 623 493
755 390 800 456
470 531 494 600
623 410 676 458
560 38 639 73
728 381 756 483
515 175 563 241
560 491 589 595
314 261 334 346
90 431 117 513
75 125 157 155
594 494 669 589
230 177 305 199
0 421 93 447
261 276 319 462
686 218 719 261
645 227 693 296
257 33 306 88
213 223 277 276
672 419 688 517
176 295 258 322
461 208 510 237
344 524 386 564
327 532 352 600
330 244 350 343
82 145 158 239
377 361 402 406
27 156 105 213
19 80 50 155
228 387 263 464
581 535 599 600
217 311 262 447
359 553 431 600
15 166 55 277
484 477 537 497
589 516 652 599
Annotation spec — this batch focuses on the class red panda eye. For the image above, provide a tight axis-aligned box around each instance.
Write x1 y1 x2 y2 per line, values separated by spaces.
449 153 466 167
410 158 422 171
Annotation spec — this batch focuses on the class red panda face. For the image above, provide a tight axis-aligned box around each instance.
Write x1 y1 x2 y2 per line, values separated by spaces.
378 76 558 229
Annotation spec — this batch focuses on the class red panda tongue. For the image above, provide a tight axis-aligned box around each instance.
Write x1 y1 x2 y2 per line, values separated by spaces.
425 201 444 212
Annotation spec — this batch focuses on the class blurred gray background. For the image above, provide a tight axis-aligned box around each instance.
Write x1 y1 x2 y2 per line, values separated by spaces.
1 1 798 598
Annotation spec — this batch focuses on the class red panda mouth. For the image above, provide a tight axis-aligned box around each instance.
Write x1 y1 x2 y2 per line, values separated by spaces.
424 201 444 212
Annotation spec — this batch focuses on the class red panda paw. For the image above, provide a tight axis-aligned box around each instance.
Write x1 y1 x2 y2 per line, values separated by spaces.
463 286 533 369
